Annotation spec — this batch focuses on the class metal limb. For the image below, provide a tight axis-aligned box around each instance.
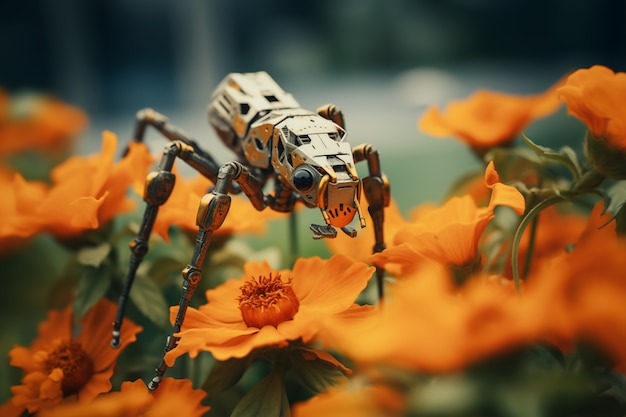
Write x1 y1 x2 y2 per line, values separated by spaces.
111 142 177 348
353 144 390 300
148 161 268 391
112 110 243 348
131 108 223 184
317 103 346 129
112 141 225 350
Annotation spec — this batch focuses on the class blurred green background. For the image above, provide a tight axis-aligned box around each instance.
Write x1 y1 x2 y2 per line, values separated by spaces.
1 0 624 204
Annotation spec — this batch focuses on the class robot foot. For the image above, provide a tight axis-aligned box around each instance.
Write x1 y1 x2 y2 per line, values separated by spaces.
310 224 338 239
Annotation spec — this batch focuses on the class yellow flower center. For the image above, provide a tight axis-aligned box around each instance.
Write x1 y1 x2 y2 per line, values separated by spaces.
237 273 300 328
45 341 94 396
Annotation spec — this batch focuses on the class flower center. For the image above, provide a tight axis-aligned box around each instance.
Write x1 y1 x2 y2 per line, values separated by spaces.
237 273 300 328
450 253 482 286
45 341 94 396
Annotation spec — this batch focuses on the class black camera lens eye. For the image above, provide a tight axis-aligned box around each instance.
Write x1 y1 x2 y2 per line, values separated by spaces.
293 169 314 191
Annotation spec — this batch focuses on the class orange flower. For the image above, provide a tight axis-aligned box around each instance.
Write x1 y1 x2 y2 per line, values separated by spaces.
371 161 525 276
558 65 626 150
43 130 153 236
140 167 288 242
326 262 530 373
557 65 626 179
4 298 142 416
0 89 88 155
525 203 626 366
419 80 562 152
329 203 626 373
0 131 152 251
0 166 49 252
37 378 209 417
164 255 374 363
292 381 405 417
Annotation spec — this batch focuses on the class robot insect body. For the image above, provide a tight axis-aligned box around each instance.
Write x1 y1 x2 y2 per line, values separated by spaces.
209 72 373 237
111 71 390 390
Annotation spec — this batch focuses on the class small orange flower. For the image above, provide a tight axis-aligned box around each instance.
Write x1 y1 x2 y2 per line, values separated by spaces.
327 262 529 373
525 203 626 367
0 89 88 155
37 378 209 417
5 298 142 416
164 255 374 363
140 168 288 242
43 130 153 236
0 131 152 251
330 203 626 373
419 80 562 153
0 166 48 252
371 161 525 276
558 65 626 150
557 65 626 178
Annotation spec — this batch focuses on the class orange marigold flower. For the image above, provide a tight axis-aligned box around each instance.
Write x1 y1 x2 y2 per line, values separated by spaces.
557 65 626 178
0 166 48 252
43 130 153 236
327 262 530 373
418 80 562 153
0 131 152 251
4 298 142 416
37 378 209 417
371 161 525 276
138 167 288 242
330 203 626 373
164 255 374 363
526 202 626 367
558 65 626 149
0 89 88 155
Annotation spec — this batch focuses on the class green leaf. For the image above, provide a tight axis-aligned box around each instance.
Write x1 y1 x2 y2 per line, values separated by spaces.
485 146 543 178
231 370 290 417
146 226 196 265
147 257 187 286
599 180 626 229
202 356 254 399
559 146 583 177
289 348 349 394
76 242 111 267
521 133 582 180
73 265 112 319
129 272 169 329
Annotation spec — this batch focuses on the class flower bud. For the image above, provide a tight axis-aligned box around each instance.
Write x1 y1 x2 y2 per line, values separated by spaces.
584 130 626 180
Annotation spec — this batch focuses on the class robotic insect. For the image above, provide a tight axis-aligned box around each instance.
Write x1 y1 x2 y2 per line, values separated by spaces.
110 71 390 390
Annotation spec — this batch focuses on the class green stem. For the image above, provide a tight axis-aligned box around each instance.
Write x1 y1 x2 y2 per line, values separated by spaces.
521 213 539 279
511 195 565 293
288 210 299 268
572 169 606 192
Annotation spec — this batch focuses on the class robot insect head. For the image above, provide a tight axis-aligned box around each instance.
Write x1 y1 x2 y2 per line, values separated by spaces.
273 114 367 239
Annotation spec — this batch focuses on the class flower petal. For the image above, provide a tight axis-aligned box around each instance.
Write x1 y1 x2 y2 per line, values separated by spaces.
292 255 373 314
78 298 142 372
484 161 526 215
